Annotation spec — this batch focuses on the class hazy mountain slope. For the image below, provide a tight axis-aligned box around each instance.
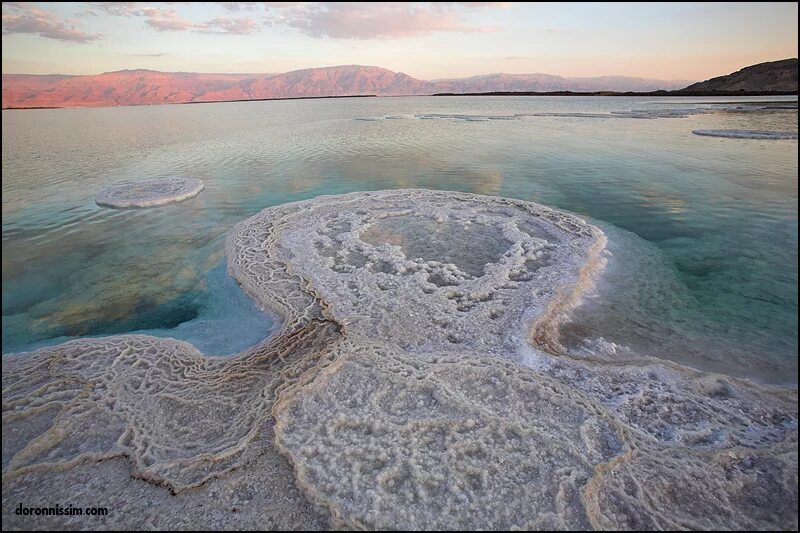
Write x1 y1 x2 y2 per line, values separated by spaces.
434 73 570 93
566 75 692 92
2 70 258 108
1 74 77 107
1 66 437 107
238 65 436 99
436 73 692 93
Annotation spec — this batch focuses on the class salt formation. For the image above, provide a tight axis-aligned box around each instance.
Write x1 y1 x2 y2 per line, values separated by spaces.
692 129 798 140
413 111 652 121
410 103 798 122
273 344 626 530
3 190 797 530
273 190 601 355
95 177 204 208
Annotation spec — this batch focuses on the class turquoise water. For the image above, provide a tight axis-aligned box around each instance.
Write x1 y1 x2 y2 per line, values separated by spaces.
2 96 797 383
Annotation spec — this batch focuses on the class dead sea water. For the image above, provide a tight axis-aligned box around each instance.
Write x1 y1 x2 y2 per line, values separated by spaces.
2 95 798 384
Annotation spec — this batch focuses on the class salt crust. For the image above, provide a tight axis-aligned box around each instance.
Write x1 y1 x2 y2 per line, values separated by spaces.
3 189 797 530
95 177 204 208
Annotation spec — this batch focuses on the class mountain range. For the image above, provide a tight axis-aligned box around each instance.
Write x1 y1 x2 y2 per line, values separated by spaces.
2 60 796 109
1 65 692 109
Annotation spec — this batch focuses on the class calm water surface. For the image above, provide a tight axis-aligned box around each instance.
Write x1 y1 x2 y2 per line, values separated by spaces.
2 96 797 383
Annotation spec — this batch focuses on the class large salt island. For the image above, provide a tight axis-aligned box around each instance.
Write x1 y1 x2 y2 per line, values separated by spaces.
3 190 797 530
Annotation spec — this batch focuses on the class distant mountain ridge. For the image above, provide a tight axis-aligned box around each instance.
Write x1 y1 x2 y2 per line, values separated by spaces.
435 73 692 93
2 60 796 109
236 65 434 100
1 65 693 109
684 58 797 92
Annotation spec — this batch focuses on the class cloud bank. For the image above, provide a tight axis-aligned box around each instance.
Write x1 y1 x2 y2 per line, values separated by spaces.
267 2 504 39
2 2 101 42
86 2 507 39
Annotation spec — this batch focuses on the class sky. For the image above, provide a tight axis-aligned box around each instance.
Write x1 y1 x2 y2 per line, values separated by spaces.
2 2 797 81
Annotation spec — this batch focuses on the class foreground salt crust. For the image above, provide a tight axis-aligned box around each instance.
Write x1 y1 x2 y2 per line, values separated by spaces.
95 177 204 208
3 190 797 530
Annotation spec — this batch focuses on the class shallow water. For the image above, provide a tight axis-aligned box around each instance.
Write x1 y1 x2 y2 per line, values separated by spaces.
2 95 797 383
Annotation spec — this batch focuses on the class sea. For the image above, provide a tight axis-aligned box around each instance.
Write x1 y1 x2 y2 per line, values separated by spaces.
2 95 797 384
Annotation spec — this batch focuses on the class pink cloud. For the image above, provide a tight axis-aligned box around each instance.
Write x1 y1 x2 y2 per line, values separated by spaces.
88 2 144 17
89 2 259 35
443 2 513 8
269 2 499 39
2 2 101 42
139 7 193 32
197 16 260 35
87 3 189 31
39 2 504 40
217 2 262 12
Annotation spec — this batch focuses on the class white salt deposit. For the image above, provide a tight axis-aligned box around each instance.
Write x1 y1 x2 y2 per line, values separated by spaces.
95 177 204 208
411 103 797 123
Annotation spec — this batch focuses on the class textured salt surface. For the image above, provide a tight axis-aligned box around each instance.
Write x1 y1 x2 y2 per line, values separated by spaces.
3 190 797 530
280 192 600 356
95 177 204 208
692 129 799 139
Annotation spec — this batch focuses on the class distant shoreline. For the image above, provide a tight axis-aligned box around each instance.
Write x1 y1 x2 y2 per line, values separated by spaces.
180 94 379 105
3 91 797 110
1 94 379 110
433 90 799 97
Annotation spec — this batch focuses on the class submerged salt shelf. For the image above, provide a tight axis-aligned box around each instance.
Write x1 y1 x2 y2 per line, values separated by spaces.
3 190 797 530
693 129 799 139
2 262 275 356
95 177 205 208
